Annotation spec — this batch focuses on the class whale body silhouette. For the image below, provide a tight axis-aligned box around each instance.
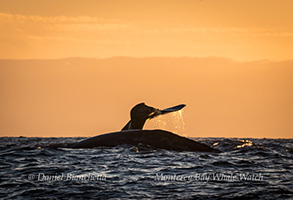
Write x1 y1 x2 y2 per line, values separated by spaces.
71 103 219 152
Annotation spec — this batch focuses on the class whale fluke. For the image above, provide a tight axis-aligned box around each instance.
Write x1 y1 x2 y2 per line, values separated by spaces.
122 103 186 131
122 103 160 130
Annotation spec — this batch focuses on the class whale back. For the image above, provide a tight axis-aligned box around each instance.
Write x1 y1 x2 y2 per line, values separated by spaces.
70 129 219 152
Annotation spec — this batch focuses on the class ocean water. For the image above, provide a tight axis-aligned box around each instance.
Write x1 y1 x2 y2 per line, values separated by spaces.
0 137 292 199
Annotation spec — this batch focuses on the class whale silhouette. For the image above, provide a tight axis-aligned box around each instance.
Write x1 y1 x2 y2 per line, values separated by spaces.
71 103 219 152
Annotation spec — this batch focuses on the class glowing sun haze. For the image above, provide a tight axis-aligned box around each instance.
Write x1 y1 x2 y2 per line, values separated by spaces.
0 0 292 138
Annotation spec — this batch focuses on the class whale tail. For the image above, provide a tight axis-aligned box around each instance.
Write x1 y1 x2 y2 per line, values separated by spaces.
121 103 186 131
122 103 161 130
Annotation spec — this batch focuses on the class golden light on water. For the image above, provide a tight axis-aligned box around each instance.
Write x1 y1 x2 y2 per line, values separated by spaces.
236 140 253 149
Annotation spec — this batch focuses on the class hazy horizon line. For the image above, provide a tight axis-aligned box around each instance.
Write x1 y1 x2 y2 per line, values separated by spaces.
1 56 292 63
0 135 291 139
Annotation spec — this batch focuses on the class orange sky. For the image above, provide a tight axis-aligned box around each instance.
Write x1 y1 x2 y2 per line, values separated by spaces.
1 58 292 138
0 0 293 60
0 1 292 138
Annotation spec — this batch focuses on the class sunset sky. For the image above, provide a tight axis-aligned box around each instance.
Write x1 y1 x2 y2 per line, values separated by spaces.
0 0 292 138
1 0 293 61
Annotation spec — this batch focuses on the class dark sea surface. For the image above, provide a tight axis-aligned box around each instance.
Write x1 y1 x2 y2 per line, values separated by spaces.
0 137 292 200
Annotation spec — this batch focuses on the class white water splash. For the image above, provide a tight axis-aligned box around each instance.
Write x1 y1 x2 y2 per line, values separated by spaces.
151 110 188 138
